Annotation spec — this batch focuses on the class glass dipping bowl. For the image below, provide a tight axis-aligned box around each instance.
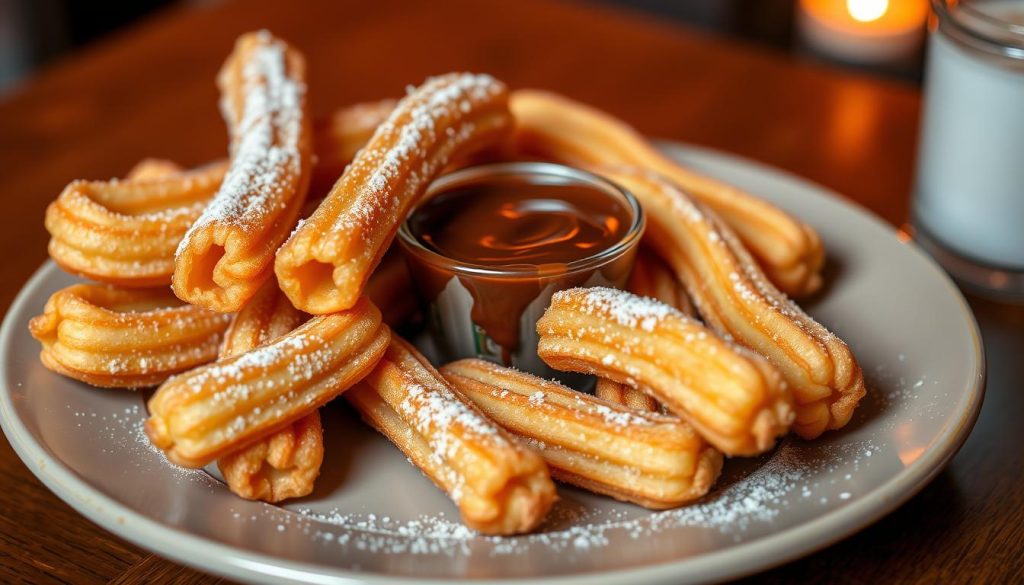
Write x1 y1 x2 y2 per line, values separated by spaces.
397 162 644 380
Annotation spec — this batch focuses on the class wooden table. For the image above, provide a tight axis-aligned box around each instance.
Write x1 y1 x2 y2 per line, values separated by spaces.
1 0 1020 583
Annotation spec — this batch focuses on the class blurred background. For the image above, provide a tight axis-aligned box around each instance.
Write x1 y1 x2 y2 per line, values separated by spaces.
0 0 925 95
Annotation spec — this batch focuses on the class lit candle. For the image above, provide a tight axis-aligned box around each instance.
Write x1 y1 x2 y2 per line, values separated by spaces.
797 0 929 64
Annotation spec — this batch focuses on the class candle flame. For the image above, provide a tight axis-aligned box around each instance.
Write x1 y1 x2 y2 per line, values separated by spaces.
847 0 889 22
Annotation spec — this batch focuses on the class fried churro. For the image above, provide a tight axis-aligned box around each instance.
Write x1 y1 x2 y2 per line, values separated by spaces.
537 287 792 455
275 73 513 314
442 359 721 508
146 296 388 467
45 162 227 287
28 284 230 388
599 167 865 438
173 31 312 312
346 336 555 535
509 90 824 297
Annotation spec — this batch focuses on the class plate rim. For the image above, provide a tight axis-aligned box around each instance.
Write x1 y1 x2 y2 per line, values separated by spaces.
0 143 986 585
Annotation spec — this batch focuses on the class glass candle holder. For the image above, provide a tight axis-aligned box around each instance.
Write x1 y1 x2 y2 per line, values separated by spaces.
397 162 644 380
913 0 1024 300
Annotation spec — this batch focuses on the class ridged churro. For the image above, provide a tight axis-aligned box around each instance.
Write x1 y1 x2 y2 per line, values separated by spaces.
346 336 555 535
537 287 793 455
216 280 322 503
600 167 865 438
509 90 824 297
45 162 227 287
146 296 388 467
275 73 513 314
28 284 230 388
174 31 312 312
442 359 721 508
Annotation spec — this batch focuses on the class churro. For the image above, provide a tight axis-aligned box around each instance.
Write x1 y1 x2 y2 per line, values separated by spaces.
216 281 322 503
28 284 230 388
174 31 312 312
509 90 824 297
346 336 555 535
600 167 865 438
45 162 226 287
146 296 388 467
275 73 513 314
442 359 721 508
537 287 792 455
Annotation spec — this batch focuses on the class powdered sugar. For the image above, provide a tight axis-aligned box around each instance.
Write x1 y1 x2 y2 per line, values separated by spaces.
326 73 504 238
396 376 507 501
178 30 306 256
272 438 878 556
561 286 681 332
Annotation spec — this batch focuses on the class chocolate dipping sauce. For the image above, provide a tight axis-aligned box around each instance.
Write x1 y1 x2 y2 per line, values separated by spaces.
408 183 631 268
398 162 643 377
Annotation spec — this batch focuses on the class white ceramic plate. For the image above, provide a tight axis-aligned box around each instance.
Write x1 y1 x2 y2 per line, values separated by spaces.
0 144 984 584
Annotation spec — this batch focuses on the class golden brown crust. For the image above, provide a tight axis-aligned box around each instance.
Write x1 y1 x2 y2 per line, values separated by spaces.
275 73 513 314
145 296 388 468
441 359 722 508
599 167 866 439
536 287 793 456
28 284 230 388
173 31 313 312
508 89 824 297
346 337 556 535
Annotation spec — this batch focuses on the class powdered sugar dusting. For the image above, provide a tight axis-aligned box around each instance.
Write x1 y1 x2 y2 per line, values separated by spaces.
162 318 345 441
326 73 504 237
178 31 306 255
563 286 681 332
396 376 507 501
270 438 879 556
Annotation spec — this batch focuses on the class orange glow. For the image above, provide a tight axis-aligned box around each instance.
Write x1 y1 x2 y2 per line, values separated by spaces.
802 0 927 33
848 0 889 23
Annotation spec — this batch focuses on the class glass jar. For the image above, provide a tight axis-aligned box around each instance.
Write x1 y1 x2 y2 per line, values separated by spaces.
913 0 1024 300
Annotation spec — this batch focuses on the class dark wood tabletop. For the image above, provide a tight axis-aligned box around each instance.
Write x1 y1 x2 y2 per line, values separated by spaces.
1 0 1021 583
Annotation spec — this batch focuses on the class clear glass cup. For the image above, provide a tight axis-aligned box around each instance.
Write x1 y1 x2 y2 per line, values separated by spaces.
913 0 1024 301
397 162 644 381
